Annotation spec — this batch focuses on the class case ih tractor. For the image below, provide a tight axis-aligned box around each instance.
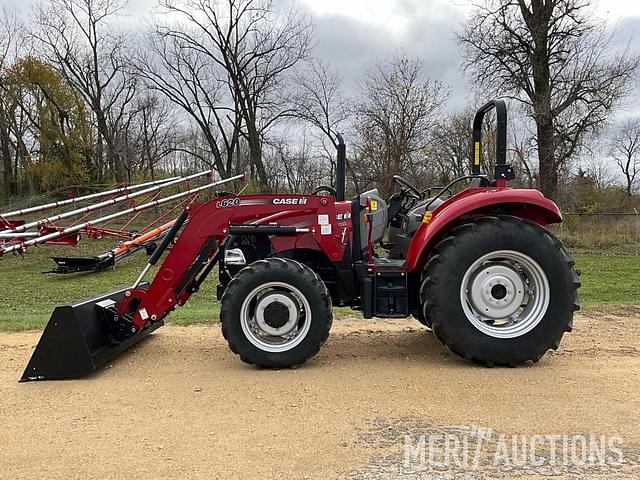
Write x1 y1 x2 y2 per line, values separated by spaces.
18 100 580 381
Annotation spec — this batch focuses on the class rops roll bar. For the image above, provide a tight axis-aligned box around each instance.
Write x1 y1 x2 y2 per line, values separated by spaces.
471 99 515 184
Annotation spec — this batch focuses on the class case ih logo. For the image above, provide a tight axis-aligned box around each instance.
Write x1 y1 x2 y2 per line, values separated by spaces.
216 197 241 208
272 198 308 206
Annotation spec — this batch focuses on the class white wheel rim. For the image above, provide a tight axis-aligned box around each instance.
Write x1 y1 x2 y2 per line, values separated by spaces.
240 281 312 352
460 250 550 339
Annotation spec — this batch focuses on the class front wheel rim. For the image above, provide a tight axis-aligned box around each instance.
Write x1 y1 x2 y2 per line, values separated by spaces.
240 281 312 352
460 250 550 339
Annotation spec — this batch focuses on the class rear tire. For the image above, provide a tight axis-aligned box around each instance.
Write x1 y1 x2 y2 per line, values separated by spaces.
421 216 580 366
416 272 433 328
221 258 332 368
411 304 431 328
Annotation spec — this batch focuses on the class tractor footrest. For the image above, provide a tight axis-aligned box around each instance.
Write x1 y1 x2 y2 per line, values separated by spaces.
374 271 408 318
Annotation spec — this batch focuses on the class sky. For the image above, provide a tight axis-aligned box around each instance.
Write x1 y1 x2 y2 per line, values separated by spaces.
1 0 638 179
295 0 640 112
4 0 639 113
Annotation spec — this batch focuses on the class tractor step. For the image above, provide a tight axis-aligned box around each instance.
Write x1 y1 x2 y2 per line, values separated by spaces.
374 271 409 317
20 283 162 381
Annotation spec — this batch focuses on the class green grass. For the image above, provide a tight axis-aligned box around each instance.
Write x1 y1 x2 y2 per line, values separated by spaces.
0 238 221 331
574 255 640 308
0 240 638 331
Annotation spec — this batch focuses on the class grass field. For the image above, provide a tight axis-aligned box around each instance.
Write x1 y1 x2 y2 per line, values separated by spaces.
0 238 224 331
0 238 639 331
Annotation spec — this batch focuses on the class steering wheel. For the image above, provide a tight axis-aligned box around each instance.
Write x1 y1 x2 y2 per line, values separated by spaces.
393 175 421 200
312 185 337 196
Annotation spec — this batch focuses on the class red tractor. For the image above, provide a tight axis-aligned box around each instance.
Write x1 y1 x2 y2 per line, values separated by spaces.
20 100 580 381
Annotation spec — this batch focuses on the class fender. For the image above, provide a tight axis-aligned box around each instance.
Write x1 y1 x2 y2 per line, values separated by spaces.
404 188 562 272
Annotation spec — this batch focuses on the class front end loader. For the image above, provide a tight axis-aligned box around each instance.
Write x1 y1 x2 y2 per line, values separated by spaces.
17 99 580 381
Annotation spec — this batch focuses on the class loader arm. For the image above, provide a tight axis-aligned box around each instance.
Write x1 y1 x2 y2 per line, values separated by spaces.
119 195 345 332
21 194 345 381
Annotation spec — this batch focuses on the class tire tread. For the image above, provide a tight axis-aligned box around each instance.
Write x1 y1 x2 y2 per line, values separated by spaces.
420 215 579 366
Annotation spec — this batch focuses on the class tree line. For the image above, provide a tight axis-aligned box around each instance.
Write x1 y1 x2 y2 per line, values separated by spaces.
0 0 638 205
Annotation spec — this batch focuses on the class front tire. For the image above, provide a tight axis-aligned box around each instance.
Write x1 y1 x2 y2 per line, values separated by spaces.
221 258 333 368
421 216 580 366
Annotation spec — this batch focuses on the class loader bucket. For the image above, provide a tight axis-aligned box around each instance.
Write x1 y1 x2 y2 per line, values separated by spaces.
20 283 161 382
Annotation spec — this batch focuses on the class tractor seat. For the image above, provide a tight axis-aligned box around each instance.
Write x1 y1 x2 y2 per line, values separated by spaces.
350 189 388 260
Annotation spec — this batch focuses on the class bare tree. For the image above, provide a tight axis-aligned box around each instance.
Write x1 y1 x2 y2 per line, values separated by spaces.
510 132 537 188
294 61 350 143
136 94 180 180
103 92 179 182
585 156 615 190
31 0 137 182
354 54 448 197
155 0 312 190
264 132 328 193
0 7 24 198
165 127 220 174
291 60 349 181
135 27 240 178
430 109 473 183
292 59 353 189
610 118 640 196
508 109 539 188
459 0 639 200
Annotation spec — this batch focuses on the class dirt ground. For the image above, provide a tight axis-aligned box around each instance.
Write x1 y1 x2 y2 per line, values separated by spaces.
1 310 639 480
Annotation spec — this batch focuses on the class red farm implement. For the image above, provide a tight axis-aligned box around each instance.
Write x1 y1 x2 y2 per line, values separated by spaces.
0 170 216 256
0 176 180 230
46 220 176 274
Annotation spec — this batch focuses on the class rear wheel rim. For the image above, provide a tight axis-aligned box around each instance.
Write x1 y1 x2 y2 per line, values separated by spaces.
240 281 312 352
460 250 550 339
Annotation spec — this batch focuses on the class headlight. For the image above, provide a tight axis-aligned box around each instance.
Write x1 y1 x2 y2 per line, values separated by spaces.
224 248 247 266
